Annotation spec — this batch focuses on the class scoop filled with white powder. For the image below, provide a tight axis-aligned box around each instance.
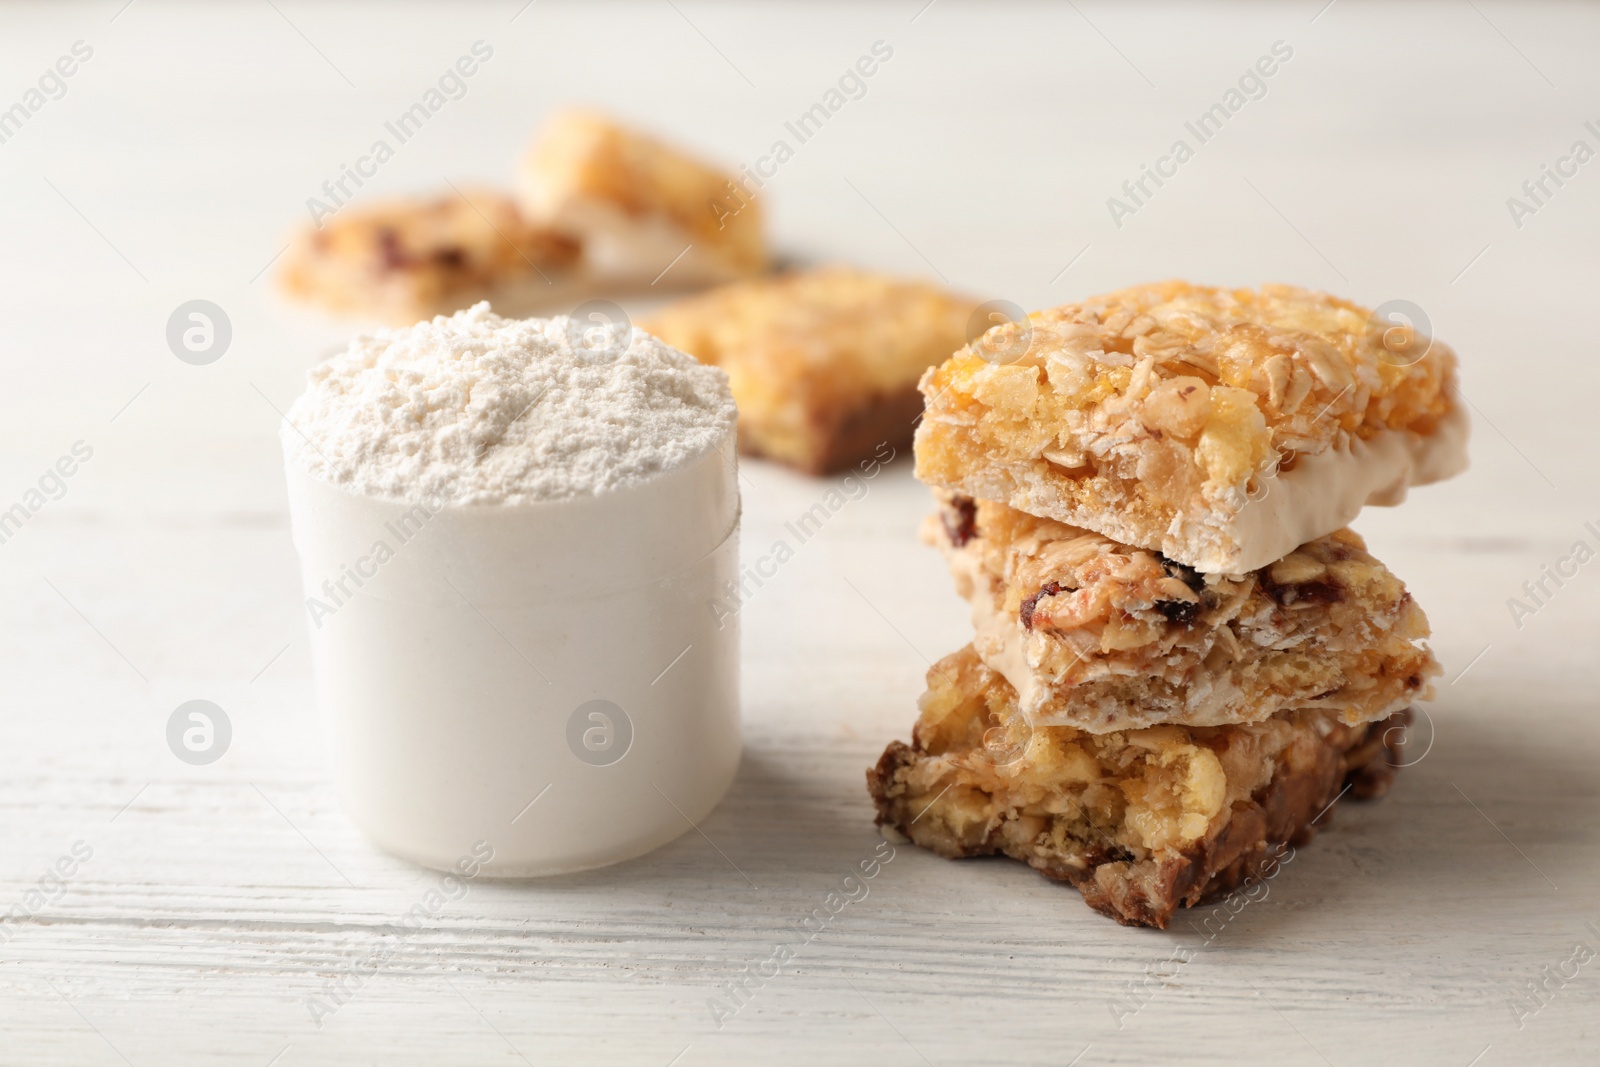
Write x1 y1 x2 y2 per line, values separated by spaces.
283 303 742 876
283 302 735 504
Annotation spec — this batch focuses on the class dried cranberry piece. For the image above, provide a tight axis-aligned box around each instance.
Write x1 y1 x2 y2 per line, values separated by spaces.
1261 573 1344 607
1153 598 1199 625
377 228 412 271
941 495 978 547
1020 581 1064 632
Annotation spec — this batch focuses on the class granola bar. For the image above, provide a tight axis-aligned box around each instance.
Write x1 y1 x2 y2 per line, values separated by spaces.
518 108 766 289
867 645 1411 928
927 492 1438 731
642 267 976 474
914 282 1469 574
278 188 582 325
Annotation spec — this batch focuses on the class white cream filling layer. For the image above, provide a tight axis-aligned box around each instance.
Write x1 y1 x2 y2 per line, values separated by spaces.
1201 401 1471 575
545 196 734 289
945 545 1049 714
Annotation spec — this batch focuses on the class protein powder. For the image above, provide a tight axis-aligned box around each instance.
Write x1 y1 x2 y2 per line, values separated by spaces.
283 303 742 875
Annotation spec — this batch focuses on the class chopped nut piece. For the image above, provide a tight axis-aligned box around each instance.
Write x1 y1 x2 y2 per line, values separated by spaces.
1269 551 1328 585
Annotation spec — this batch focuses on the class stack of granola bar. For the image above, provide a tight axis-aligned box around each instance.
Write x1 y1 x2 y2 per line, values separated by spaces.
868 281 1469 927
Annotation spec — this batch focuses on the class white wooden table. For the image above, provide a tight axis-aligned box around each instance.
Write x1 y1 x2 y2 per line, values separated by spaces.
2 2 1597 1063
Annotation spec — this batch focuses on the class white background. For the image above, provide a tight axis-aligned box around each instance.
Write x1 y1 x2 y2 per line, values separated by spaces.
0 1 1597 1064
